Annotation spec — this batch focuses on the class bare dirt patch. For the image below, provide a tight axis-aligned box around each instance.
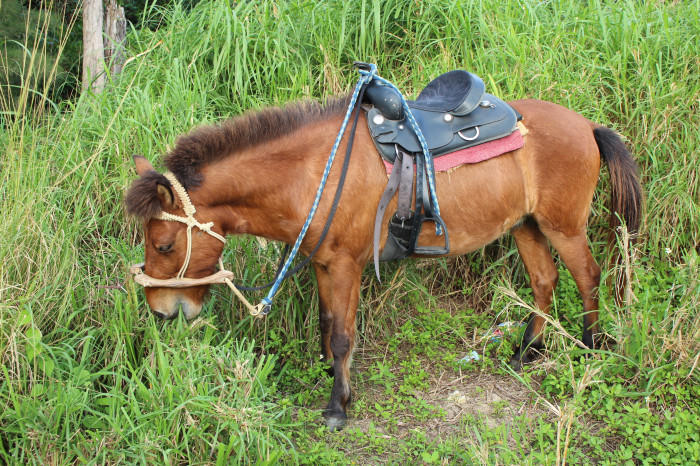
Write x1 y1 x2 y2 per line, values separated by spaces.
347 350 551 440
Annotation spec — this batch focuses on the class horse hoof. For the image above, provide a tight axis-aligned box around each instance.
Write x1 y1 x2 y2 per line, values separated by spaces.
323 412 347 431
509 357 524 372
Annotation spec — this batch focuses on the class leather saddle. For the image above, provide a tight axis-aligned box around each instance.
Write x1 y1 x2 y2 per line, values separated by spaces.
364 70 521 163
362 68 522 275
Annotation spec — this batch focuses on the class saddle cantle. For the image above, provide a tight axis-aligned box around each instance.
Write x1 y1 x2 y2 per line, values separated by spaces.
412 69 485 114
364 70 521 163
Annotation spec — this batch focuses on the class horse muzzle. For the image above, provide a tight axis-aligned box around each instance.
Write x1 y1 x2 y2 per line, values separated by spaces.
147 288 204 320
129 263 269 319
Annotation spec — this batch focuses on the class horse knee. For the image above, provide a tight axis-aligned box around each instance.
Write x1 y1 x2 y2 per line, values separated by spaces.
330 332 350 359
532 269 558 298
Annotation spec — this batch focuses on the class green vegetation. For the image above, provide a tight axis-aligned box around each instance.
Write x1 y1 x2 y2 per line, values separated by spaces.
1 0 698 463
0 0 80 107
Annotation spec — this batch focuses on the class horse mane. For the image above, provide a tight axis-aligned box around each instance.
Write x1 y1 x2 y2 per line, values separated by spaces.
165 95 351 189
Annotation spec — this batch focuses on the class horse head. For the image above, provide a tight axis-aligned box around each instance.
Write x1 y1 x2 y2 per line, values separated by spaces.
125 156 226 320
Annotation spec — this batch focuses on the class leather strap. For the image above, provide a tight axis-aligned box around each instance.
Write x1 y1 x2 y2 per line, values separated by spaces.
374 143 455 280
396 149 414 220
235 81 370 292
373 151 407 280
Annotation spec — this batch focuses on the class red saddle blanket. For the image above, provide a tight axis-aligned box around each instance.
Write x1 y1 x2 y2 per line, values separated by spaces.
384 128 525 175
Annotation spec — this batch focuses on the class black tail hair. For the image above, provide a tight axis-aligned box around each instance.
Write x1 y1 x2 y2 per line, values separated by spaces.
594 127 643 235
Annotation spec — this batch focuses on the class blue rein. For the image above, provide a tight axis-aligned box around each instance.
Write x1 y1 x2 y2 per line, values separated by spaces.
258 63 443 314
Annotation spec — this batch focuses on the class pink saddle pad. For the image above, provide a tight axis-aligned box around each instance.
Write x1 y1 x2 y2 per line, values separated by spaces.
384 129 524 175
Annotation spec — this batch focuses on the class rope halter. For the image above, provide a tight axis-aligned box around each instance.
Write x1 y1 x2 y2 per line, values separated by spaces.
157 172 226 278
129 172 269 318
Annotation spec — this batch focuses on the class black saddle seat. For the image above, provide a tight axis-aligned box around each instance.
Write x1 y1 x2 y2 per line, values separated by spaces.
411 70 485 115
363 70 485 120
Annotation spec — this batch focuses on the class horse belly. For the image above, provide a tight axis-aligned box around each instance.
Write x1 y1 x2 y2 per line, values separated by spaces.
414 154 528 256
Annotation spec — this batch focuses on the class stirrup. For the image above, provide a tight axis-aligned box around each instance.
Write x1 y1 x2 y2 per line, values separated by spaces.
413 214 450 256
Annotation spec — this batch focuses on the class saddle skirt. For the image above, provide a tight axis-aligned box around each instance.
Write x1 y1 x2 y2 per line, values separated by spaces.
383 124 526 175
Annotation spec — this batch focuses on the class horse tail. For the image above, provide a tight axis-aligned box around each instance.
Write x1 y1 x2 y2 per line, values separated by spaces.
594 127 643 236
594 126 643 303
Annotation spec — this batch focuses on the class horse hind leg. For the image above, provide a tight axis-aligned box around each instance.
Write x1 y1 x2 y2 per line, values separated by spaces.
510 217 559 371
539 226 602 350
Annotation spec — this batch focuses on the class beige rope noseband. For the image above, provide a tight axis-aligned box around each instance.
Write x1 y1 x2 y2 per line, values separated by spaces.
130 172 268 318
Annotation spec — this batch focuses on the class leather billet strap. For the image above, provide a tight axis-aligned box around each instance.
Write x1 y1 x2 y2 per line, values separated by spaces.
396 149 414 220
372 144 452 280
373 148 414 280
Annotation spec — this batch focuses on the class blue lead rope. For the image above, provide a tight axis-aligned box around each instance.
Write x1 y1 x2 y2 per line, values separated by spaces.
258 66 377 313
258 64 443 313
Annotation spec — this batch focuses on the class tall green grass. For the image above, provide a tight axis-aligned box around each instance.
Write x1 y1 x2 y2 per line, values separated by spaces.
1 0 698 463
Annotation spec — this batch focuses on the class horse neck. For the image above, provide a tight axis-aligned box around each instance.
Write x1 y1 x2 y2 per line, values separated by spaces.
192 118 342 243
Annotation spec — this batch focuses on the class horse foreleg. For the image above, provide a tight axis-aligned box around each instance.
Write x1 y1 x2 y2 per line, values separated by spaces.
319 255 362 431
543 229 601 349
313 263 334 366
511 218 559 370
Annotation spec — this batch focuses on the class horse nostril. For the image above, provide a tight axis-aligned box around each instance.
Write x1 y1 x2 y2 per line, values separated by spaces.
152 310 168 319
152 308 180 320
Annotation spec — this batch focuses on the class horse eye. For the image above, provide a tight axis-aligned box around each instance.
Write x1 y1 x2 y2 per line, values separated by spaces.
157 243 173 253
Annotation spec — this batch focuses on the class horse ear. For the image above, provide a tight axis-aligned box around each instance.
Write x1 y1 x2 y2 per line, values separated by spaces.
126 171 177 218
156 183 175 209
133 155 154 176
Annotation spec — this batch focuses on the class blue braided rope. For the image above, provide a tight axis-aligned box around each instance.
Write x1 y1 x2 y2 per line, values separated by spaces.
260 67 376 310
367 74 443 235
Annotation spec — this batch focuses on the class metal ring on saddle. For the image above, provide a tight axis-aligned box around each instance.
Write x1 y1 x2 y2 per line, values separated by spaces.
458 126 480 141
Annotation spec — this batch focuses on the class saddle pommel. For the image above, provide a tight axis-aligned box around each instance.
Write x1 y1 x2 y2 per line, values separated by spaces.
364 81 405 121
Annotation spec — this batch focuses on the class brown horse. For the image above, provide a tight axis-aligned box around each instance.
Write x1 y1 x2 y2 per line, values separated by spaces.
126 96 642 430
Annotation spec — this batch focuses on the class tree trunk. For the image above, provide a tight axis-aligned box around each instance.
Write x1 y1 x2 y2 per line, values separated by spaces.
82 0 105 93
83 0 126 94
104 0 126 77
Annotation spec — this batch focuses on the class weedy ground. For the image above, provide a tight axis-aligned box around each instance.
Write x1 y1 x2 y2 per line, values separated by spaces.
1 0 698 464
